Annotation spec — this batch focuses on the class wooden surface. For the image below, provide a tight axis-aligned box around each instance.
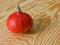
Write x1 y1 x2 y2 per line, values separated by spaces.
0 0 60 45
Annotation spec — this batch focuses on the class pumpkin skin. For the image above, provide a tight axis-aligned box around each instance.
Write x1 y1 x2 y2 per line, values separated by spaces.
6 12 33 33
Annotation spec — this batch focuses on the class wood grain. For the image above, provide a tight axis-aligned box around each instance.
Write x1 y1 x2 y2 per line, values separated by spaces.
0 0 60 45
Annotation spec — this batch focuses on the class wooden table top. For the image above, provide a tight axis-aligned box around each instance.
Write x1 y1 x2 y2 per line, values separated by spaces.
0 0 60 45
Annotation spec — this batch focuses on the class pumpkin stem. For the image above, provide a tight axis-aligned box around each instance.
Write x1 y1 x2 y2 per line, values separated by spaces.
17 4 21 12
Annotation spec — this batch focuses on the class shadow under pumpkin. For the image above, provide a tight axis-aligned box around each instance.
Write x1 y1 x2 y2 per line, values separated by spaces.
25 15 51 34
